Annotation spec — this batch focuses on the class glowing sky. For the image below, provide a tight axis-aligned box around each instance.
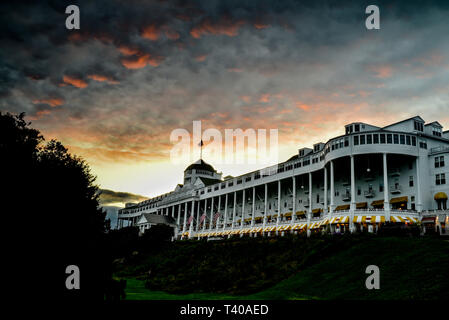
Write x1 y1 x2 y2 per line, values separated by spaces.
1 0 448 201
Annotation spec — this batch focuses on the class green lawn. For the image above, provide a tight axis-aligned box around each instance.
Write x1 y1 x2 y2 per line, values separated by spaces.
123 237 449 300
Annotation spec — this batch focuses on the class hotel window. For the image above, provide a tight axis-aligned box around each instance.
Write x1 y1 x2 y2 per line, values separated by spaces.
360 135 366 144
228 181 233 187
380 134 386 144
409 176 414 187
254 173 260 180
373 134 379 144
419 141 427 149
355 124 360 132
344 137 349 147
339 139 344 148
354 136 359 145
435 156 445 168
366 134 372 144
406 135 411 145
316 194 320 203
237 179 242 184
387 134 392 144
245 176 252 182
357 187 361 195
379 184 384 192
411 136 416 146
414 121 424 132
400 135 405 144
393 134 399 144
436 173 446 185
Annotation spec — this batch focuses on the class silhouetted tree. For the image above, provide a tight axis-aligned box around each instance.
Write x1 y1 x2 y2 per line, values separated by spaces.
1 112 108 302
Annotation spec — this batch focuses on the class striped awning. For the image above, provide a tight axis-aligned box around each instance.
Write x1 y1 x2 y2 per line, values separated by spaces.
330 216 350 224
335 204 350 211
292 223 307 230
309 222 320 229
353 216 386 224
390 216 419 223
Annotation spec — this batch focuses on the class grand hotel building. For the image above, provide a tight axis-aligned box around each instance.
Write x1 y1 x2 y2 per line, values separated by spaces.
118 116 449 238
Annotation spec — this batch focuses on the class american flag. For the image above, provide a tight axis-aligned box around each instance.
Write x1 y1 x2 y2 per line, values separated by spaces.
199 213 206 224
187 215 193 226
213 212 220 223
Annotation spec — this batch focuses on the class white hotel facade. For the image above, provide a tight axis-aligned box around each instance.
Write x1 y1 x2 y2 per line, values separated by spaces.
118 116 449 238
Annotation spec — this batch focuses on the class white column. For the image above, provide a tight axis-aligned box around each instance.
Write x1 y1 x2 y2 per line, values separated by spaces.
216 195 222 232
416 157 422 212
330 160 335 214
324 166 328 215
189 200 195 238
202 199 207 232
350 155 356 232
276 180 281 235
251 187 256 227
308 172 312 237
292 176 296 224
263 183 268 229
232 191 237 229
171 206 174 218
177 204 181 236
195 200 200 232
223 193 228 231
241 189 246 229
383 153 390 221
209 197 214 231
183 202 188 235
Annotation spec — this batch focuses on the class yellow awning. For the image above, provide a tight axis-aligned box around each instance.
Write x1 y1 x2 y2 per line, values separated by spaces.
356 202 368 209
434 192 448 200
255 216 263 221
371 199 384 207
390 196 408 204
390 216 418 223
244 218 252 222
335 204 350 211
295 211 306 216
353 216 385 223
284 212 292 217
312 208 322 214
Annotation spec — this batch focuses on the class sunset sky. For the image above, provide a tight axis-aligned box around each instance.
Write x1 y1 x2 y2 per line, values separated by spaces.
1 0 448 205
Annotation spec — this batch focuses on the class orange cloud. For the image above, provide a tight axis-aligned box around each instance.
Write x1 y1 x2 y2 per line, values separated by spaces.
62 75 88 88
118 45 140 56
259 94 271 103
195 54 207 62
254 23 270 29
368 65 393 78
190 17 245 38
142 24 160 40
88 74 119 84
32 98 65 107
121 53 163 69
295 102 311 111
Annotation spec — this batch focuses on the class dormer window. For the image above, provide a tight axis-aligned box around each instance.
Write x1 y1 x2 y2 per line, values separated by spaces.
414 121 423 132
355 124 360 132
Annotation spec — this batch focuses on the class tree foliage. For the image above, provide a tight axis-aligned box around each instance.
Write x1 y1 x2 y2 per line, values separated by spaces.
1 112 107 301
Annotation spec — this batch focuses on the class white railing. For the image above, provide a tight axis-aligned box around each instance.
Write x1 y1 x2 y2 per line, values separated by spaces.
180 209 428 237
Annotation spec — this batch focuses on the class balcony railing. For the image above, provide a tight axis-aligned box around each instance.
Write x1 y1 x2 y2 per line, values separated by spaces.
390 185 402 194
364 190 376 198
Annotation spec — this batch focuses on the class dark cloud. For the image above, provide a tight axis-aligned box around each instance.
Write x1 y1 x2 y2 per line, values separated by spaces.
98 188 148 205
0 0 448 168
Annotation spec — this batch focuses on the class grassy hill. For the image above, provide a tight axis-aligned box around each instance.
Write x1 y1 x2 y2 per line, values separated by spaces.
115 235 449 300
